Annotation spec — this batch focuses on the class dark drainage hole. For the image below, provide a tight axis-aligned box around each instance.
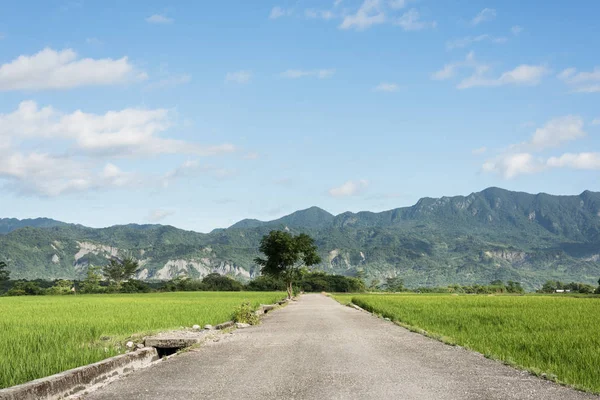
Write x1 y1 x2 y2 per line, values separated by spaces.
156 347 179 358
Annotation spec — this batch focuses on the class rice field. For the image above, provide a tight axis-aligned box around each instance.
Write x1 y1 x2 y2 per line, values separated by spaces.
0 292 284 388
335 293 600 393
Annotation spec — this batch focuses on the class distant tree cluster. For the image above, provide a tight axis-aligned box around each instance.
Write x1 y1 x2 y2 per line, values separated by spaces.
537 280 598 294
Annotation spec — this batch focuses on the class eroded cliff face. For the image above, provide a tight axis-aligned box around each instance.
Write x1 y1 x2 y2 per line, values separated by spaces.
483 250 527 263
71 241 253 280
151 259 253 280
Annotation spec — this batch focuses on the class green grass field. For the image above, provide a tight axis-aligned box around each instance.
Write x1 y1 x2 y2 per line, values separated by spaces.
0 292 284 389
334 293 600 393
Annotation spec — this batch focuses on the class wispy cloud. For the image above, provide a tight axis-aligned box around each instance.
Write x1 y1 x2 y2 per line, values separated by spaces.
511 25 523 35
0 48 146 91
280 69 335 79
395 9 436 31
329 179 369 197
339 0 385 30
558 67 600 93
528 116 585 150
146 14 173 24
162 160 236 187
85 37 102 45
446 34 506 50
389 0 411 9
472 146 487 155
431 51 478 80
374 82 399 92
147 209 175 222
305 9 336 20
269 6 293 19
458 64 549 89
471 8 496 26
225 70 252 84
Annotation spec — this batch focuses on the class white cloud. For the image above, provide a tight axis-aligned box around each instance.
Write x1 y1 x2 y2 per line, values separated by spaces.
547 153 600 170
395 9 436 31
482 153 545 179
334 0 343 6
0 101 235 158
329 179 369 197
243 152 259 160
481 116 592 179
147 209 175 222
269 7 292 19
485 152 600 179
305 9 336 20
446 34 506 50
458 64 549 89
471 8 496 25
0 152 91 196
529 116 585 150
280 69 335 79
339 0 385 31
511 25 523 35
374 82 399 92
472 146 487 155
0 48 145 91
558 67 600 93
225 70 252 84
592 119 600 126
0 151 139 196
146 14 173 24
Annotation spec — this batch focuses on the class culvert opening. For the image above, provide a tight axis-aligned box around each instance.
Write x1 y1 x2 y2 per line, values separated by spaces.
156 347 179 358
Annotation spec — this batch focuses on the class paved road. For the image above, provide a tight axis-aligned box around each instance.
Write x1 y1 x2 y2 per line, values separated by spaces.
86 294 597 400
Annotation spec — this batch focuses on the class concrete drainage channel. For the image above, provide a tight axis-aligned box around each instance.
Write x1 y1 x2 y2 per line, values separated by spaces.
0 300 288 400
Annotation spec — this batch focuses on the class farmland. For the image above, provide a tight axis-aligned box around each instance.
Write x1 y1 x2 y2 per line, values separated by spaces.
0 292 284 389
334 293 600 393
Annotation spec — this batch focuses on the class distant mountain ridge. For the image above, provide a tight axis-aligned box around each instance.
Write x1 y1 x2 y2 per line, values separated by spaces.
1 187 599 290
0 218 69 235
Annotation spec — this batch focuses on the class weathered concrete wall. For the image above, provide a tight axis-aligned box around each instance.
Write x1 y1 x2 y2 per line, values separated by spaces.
0 348 159 400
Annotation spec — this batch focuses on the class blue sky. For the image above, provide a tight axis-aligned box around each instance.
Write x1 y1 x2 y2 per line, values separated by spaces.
0 0 598 232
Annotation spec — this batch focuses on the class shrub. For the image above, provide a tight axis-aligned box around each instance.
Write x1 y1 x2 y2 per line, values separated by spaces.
231 301 259 325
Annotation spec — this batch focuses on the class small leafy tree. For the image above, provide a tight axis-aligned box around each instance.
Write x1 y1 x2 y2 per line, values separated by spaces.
368 278 381 291
81 266 103 293
385 276 404 292
102 257 139 290
201 273 244 291
254 231 321 299
47 279 74 295
0 261 9 282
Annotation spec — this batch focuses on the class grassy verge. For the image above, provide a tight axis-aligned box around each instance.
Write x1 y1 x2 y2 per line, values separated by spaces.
333 293 600 394
0 291 284 388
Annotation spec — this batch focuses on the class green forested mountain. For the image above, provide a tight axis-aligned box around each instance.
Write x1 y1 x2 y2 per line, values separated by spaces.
1 187 599 290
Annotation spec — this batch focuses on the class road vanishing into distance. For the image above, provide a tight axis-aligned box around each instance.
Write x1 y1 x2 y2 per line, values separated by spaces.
86 294 597 400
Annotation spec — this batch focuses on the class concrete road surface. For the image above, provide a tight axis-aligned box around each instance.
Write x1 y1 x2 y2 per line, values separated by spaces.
86 294 597 400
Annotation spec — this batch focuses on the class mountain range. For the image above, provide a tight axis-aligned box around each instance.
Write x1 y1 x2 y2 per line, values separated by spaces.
1 187 599 290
